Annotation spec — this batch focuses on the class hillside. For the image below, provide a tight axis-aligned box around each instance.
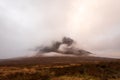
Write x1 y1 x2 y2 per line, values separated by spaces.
0 56 120 80
0 56 119 66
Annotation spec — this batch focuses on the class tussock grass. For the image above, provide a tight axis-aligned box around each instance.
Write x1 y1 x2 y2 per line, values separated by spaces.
0 61 120 80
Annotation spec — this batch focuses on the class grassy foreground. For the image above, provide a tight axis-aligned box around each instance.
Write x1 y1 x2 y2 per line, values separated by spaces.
0 61 120 80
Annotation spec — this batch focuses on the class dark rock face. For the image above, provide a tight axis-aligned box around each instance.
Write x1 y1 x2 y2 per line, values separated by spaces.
36 37 92 56
62 37 74 46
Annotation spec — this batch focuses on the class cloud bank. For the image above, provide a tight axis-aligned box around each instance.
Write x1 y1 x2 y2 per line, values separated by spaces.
0 0 120 59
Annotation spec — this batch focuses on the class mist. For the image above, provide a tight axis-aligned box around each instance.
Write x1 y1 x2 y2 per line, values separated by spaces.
0 0 120 59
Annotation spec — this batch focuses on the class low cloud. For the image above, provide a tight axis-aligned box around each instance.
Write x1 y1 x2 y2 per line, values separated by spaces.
0 0 120 58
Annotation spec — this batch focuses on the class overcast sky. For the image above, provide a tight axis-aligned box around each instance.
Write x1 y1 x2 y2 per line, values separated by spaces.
0 0 120 59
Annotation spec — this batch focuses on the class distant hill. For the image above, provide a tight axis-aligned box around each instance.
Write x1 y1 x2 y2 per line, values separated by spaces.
0 56 119 66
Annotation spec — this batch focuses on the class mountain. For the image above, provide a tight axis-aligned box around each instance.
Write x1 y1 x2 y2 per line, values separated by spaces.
0 56 119 66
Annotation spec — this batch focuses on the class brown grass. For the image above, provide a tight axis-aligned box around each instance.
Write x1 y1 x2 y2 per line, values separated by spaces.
0 57 120 80
0 60 120 80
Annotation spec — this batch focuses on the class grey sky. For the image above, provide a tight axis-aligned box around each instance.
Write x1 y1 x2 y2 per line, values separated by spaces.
0 0 120 59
